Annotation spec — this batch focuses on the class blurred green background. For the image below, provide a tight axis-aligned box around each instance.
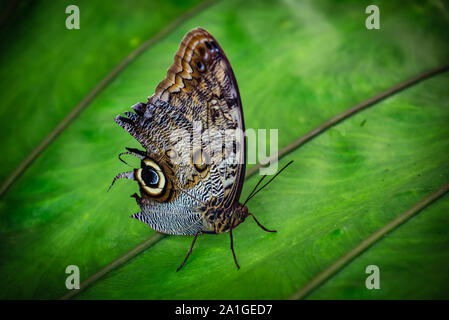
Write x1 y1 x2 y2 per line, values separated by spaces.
0 0 448 299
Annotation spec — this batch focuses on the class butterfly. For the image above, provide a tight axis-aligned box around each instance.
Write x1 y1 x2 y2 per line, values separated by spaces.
110 28 292 271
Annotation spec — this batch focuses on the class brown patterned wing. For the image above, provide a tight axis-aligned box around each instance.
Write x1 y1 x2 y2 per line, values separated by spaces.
114 28 245 235
150 27 246 210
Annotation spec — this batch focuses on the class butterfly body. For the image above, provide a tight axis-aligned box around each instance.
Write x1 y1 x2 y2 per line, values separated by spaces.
202 203 249 234
111 28 278 270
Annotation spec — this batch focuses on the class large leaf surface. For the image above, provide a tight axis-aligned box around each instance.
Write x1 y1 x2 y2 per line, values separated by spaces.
0 0 448 299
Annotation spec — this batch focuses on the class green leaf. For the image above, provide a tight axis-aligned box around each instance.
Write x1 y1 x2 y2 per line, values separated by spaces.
0 0 448 299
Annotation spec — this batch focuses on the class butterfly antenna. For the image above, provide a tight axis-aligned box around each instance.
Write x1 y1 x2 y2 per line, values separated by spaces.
242 175 267 206
243 160 293 206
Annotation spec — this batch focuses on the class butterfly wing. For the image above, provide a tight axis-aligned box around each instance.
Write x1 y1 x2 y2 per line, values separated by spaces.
114 28 246 235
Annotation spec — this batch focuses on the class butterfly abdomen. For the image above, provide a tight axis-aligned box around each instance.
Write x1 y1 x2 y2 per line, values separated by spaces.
204 204 249 234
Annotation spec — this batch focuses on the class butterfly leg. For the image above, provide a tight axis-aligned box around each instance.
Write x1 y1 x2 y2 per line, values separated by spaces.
108 171 135 191
177 231 201 272
229 225 240 269
249 214 277 233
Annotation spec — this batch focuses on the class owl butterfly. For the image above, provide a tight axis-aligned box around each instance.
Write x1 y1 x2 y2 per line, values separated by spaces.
111 28 292 271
